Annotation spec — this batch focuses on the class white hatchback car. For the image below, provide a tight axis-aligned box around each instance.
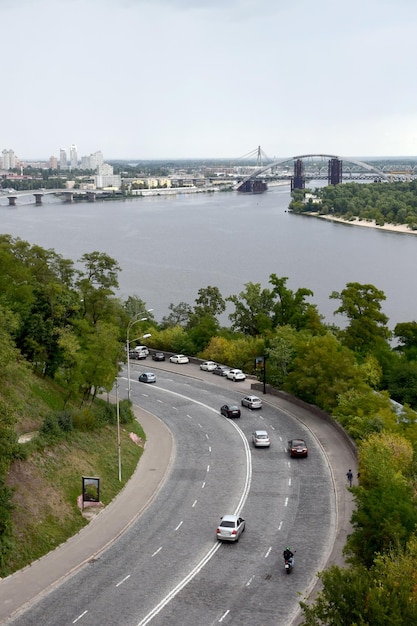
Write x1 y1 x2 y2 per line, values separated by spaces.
169 354 189 364
226 368 246 382
241 395 262 409
200 361 217 371
216 514 245 542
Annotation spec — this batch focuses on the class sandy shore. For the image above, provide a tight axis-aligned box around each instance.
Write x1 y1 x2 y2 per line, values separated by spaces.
312 213 417 235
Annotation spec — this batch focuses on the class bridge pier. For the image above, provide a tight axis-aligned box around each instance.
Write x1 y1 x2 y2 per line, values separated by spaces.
291 159 305 190
7 196 17 206
63 192 74 203
33 193 44 205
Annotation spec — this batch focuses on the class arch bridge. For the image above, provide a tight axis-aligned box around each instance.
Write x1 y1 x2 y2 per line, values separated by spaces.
235 153 391 193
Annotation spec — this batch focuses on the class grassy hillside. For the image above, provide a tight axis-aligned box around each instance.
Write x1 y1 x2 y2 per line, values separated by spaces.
3 368 144 577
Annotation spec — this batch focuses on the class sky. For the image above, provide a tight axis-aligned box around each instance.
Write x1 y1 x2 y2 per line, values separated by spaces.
3 0 417 161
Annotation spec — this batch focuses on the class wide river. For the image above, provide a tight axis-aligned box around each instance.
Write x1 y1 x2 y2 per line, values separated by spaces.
1 185 415 330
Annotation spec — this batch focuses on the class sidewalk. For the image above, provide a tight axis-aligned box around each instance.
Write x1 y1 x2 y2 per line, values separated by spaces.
0 407 174 624
0 389 356 624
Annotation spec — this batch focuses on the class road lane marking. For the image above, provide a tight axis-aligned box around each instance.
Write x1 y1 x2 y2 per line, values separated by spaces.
288 478 292 486
207 465 210 472
116 574 131 587
192 500 197 507
265 547 272 558
246 575 255 586
152 547 162 557
278 521 283 530
285 497 289 507
175 521 183 531
219 610 230 622
202 481 206 488
73 611 88 623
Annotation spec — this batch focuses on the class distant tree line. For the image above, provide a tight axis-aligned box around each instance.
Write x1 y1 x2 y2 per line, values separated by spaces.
290 180 417 230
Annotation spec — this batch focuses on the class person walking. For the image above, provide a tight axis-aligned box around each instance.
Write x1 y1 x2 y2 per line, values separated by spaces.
346 469 353 487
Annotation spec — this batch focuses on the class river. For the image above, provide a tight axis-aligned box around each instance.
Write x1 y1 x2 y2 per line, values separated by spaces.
1 185 415 330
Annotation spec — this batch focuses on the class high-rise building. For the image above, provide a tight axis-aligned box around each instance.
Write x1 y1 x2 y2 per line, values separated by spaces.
49 155 58 169
1 149 16 170
70 144 78 169
59 148 67 170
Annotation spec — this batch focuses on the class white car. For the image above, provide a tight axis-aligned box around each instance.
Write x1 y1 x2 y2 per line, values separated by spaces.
241 395 262 409
226 368 246 381
216 514 245 542
200 361 217 371
252 430 271 447
169 354 189 364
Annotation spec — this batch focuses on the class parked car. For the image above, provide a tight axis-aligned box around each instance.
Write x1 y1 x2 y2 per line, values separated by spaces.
212 365 230 376
138 372 156 383
226 368 246 382
220 404 241 418
216 514 245 542
152 352 165 361
241 395 262 409
252 430 270 447
169 354 189 364
129 350 141 360
200 360 217 371
287 439 308 458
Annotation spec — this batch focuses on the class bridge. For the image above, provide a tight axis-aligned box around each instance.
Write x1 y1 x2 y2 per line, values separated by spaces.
234 152 410 193
0 189 112 206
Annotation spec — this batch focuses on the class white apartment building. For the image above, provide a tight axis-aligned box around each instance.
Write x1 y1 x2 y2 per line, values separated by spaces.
80 150 104 171
70 144 78 169
94 163 121 189
1 149 17 170
59 148 67 169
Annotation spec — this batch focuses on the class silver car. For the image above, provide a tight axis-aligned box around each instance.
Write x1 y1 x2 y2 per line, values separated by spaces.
216 514 245 542
169 354 189 364
241 395 262 409
252 430 270 447
200 360 217 371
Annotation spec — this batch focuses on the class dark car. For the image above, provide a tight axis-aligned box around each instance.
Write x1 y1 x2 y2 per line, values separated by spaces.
287 439 308 458
220 404 241 418
212 365 230 377
152 352 165 361
138 372 156 384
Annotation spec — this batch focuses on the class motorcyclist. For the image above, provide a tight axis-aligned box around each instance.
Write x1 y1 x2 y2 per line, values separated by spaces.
283 546 294 567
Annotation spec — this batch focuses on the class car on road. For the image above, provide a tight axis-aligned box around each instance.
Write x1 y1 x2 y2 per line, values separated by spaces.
200 360 217 371
152 352 165 361
226 368 246 382
133 346 149 359
212 365 230 377
287 438 308 458
138 372 156 383
241 394 262 409
252 430 270 447
220 404 241 418
216 514 245 542
169 354 189 364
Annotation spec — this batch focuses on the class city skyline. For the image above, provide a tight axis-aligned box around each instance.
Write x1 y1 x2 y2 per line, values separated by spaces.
4 0 417 160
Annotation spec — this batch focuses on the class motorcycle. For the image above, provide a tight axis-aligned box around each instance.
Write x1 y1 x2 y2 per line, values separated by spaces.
284 551 295 574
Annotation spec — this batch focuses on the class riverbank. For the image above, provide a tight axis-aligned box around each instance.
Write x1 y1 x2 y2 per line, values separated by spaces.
312 213 417 236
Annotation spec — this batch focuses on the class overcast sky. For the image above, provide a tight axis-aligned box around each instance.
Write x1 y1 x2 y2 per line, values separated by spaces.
4 0 417 160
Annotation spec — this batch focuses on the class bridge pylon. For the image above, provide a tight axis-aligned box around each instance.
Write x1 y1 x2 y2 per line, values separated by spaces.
291 159 305 190
328 158 342 185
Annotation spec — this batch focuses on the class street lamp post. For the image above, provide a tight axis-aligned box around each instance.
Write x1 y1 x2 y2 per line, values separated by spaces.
126 310 153 402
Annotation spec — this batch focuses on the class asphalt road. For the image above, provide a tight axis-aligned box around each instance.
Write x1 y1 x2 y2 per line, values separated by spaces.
0 360 357 626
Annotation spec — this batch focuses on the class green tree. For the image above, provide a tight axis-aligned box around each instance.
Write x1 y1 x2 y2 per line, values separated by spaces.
227 282 274 335
330 282 391 354
269 274 321 331
284 333 361 412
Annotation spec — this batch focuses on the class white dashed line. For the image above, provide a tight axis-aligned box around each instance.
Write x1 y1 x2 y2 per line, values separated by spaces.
288 478 292 486
152 547 162 557
278 521 283 530
192 500 197 508
202 481 206 488
285 497 289 507
265 547 272 558
246 575 255 586
175 521 183 531
116 574 131 587
207 465 210 472
219 610 230 622
73 611 88 623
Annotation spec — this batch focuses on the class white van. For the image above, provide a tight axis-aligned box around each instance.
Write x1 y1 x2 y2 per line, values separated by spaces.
134 345 149 359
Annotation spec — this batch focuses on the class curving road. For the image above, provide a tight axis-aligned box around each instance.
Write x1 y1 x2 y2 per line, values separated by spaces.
1 361 356 626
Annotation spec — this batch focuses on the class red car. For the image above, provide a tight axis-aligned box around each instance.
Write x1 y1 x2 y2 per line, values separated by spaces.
287 439 308 458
